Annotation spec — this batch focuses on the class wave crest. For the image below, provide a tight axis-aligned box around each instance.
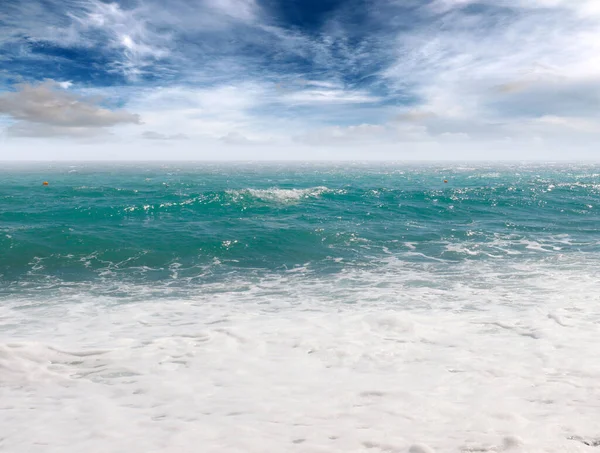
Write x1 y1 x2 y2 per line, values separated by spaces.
227 186 333 203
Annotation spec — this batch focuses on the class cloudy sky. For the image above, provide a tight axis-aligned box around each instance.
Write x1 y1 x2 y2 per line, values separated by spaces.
1 0 599 160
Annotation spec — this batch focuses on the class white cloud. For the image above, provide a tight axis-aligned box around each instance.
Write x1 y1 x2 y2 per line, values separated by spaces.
219 131 255 145
205 0 258 23
5 123 106 139
394 110 438 122
122 81 388 148
127 84 267 141
296 121 431 147
380 0 600 149
297 124 387 146
533 116 599 133
281 88 379 105
1 0 262 81
57 81 73 89
3 0 600 159
142 131 189 140
0 80 140 138
74 0 171 79
429 0 600 16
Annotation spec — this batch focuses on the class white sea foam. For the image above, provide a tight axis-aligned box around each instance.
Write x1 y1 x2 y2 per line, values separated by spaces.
228 186 334 203
468 172 501 179
1 259 600 452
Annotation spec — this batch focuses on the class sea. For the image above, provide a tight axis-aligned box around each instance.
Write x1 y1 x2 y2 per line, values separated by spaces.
1 162 599 453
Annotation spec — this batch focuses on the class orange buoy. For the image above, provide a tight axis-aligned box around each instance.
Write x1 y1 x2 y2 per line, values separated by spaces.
42 181 49 186
444 180 448 183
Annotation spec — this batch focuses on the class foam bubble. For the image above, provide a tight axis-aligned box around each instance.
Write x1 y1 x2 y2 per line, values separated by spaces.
1 258 599 452
227 186 334 203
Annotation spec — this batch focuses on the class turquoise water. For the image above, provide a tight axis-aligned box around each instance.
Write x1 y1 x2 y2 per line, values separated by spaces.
2 162 600 452
1 162 599 290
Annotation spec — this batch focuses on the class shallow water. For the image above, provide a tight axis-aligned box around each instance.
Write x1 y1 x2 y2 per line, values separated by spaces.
1 162 599 452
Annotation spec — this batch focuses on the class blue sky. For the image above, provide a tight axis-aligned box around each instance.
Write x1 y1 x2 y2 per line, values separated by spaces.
1 0 599 160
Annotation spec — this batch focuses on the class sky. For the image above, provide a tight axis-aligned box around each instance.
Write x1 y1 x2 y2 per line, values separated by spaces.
1 0 599 160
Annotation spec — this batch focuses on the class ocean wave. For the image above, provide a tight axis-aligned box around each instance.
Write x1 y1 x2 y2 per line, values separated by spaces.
2 258 600 452
226 186 335 203
2 165 600 285
2 163 600 452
